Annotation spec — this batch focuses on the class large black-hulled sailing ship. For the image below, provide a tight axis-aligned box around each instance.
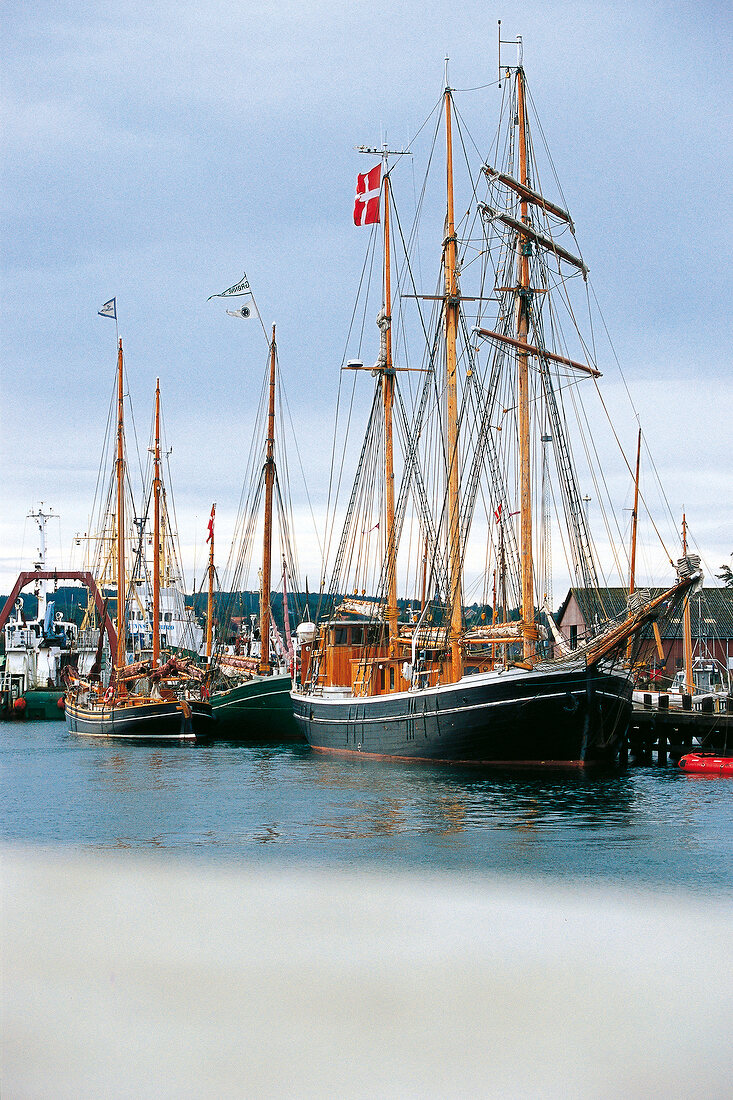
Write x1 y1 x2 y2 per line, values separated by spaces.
291 50 701 765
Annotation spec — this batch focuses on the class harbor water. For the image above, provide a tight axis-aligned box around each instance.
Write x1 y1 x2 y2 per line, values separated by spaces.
4 719 733 1098
3 719 733 893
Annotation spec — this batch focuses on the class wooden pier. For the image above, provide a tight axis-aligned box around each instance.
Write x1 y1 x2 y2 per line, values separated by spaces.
625 698 733 765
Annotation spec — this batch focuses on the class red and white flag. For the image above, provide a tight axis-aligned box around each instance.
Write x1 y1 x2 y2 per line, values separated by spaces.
206 503 216 543
353 163 381 226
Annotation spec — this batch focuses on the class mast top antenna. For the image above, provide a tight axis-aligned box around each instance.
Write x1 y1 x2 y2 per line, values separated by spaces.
355 144 411 164
498 22 523 85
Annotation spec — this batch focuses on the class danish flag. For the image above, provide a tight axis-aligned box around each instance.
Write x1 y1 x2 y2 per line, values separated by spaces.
353 163 381 226
206 503 215 543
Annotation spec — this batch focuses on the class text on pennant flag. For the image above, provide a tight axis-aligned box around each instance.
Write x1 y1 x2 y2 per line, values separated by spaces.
353 163 381 226
208 273 252 299
98 298 117 319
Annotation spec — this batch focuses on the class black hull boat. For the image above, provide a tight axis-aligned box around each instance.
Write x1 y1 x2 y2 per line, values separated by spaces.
66 696 213 742
64 346 213 746
291 62 702 769
292 662 631 766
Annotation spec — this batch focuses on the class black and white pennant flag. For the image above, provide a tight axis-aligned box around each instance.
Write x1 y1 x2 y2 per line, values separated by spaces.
226 303 256 319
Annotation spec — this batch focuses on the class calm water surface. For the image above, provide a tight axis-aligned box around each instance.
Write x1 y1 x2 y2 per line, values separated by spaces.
2 720 732 893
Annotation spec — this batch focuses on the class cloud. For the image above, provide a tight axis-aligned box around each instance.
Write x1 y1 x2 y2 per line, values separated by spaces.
1 0 731 596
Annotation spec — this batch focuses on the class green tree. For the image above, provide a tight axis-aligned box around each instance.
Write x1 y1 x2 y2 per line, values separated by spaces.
716 553 733 588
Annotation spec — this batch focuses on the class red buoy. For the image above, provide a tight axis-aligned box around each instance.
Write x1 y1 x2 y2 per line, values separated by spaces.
13 697 27 712
57 696 65 709
679 753 733 777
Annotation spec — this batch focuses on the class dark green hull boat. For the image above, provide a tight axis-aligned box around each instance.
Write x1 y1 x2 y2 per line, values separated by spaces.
210 671 302 741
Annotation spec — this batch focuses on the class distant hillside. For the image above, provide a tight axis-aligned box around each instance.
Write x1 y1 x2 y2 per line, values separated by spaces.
2 585 506 647
0 586 91 625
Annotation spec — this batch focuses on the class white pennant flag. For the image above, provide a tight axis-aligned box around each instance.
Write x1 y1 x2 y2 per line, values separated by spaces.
208 273 252 299
98 298 117 319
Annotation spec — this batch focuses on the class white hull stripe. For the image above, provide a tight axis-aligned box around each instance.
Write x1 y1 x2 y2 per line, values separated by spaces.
293 664 628 707
66 707 208 731
70 729 196 741
214 687 291 711
294 688 628 726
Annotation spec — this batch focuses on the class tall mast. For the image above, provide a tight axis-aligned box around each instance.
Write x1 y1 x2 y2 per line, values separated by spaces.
115 338 126 672
682 514 694 695
420 534 429 612
444 78 463 682
282 555 293 671
206 504 215 662
626 428 642 661
383 170 398 647
28 505 53 617
491 566 498 669
152 378 161 666
259 325 277 675
515 66 535 661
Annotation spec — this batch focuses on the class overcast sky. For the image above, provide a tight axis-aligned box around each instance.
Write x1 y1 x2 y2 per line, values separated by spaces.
1 0 731 598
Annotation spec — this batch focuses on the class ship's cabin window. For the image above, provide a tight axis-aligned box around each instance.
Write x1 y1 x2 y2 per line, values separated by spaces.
164 612 172 622
330 623 384 647
389 666 395 690
366 625 387 647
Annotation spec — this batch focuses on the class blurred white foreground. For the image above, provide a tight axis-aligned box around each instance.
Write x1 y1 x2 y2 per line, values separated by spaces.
3 847 732 1098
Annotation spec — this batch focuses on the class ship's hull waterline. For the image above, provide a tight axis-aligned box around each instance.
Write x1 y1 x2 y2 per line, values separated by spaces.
65 697 214 742
292 662 632 766
211 672 301 741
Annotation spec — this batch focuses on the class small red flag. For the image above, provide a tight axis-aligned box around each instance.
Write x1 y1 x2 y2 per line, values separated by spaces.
206 504 215 543
494 503 502 523
353 163 381 226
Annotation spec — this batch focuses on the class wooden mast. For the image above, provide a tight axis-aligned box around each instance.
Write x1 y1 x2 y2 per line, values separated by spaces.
420 534 429 612
383 171 398 648
626 427 641 661
259 325 277 675
444 80 463 682
491 567 498 669
206 504 215 662
115 338 126 674
516 66 535 662
282 555 293 672
682 514 694 695
152 378 161 667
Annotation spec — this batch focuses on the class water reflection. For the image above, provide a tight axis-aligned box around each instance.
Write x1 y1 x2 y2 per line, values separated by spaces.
306 755 638 836
3 723 733 892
